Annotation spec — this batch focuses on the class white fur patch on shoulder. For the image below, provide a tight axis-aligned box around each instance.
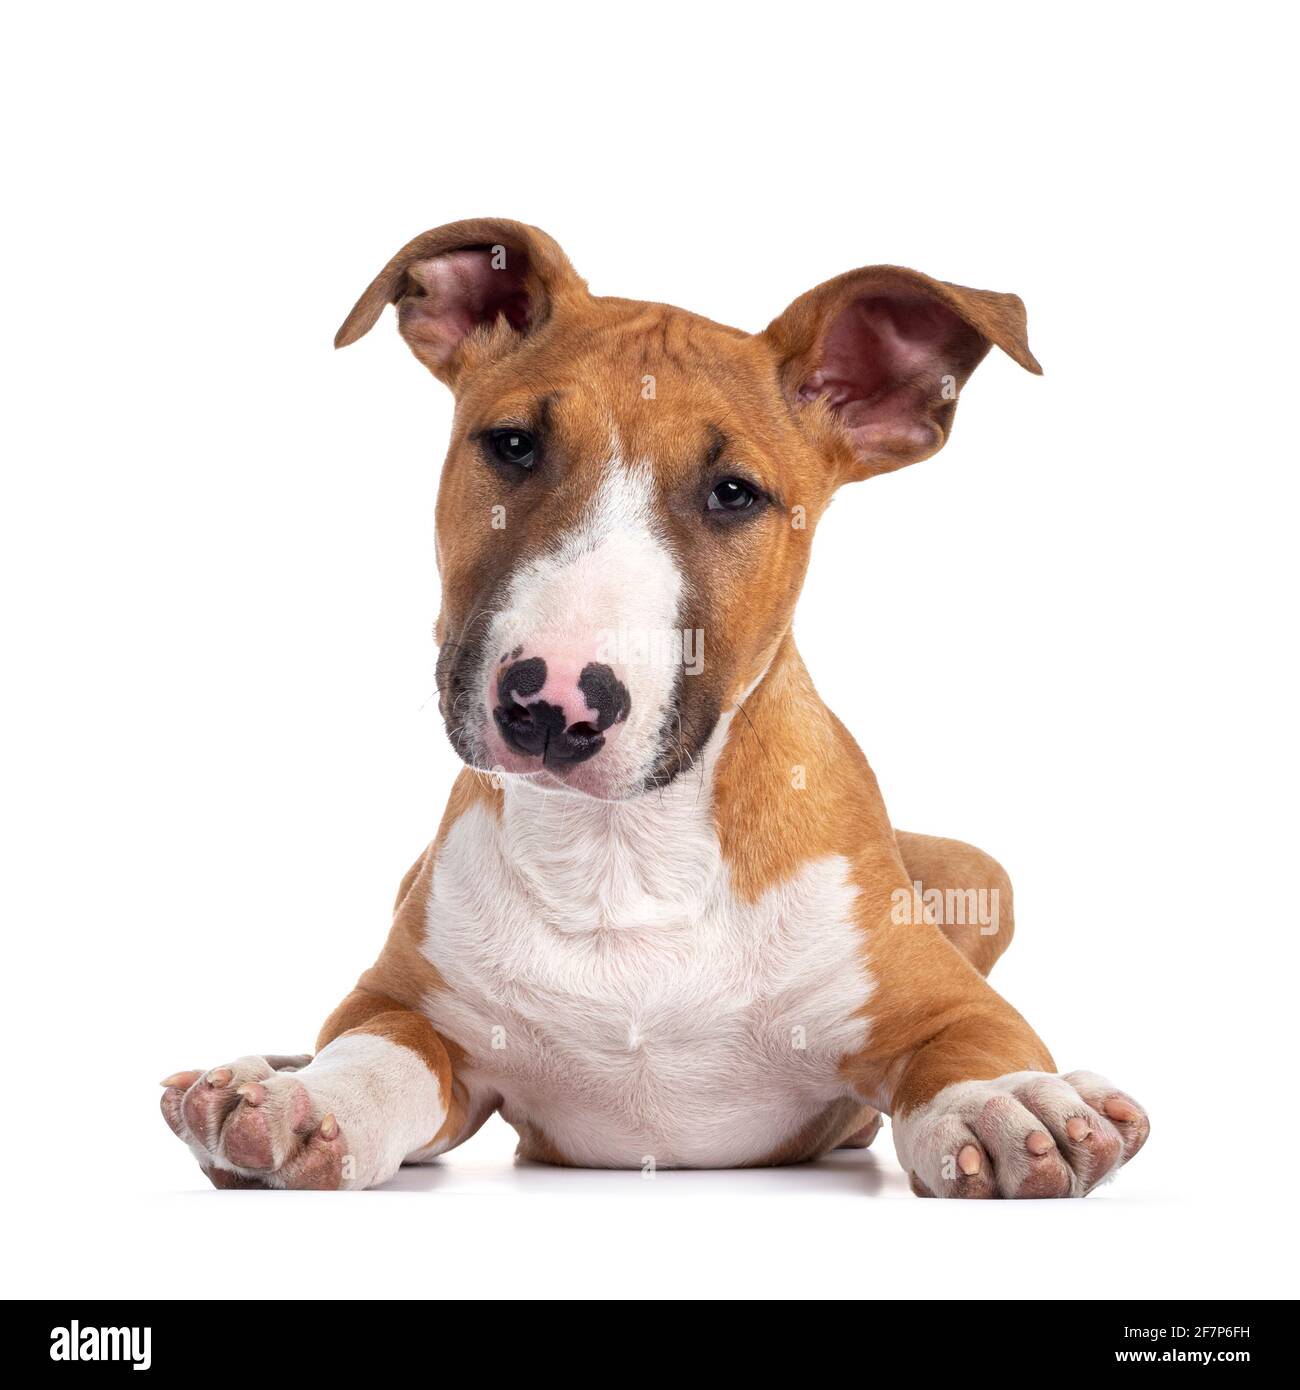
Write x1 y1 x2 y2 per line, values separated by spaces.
419 769 873 1168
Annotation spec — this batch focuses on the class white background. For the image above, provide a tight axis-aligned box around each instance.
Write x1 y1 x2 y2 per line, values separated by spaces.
3 2 1297 1301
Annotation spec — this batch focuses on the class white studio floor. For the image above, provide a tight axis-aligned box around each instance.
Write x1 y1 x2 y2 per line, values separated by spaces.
6 1105 1286 1302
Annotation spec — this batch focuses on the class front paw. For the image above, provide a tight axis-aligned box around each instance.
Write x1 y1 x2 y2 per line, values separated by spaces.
160 1054 348 1190
895 1070 1149 1199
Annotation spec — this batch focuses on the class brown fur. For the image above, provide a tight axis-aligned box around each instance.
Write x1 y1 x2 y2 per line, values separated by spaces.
709 634 1050 1125
895 830 1014 977
323 218 1055 1166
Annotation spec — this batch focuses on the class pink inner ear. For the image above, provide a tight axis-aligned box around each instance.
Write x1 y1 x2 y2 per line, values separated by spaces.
399 247 532 362
799 294 977 456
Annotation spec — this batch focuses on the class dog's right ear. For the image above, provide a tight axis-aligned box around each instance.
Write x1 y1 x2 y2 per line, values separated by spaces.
334 218 586 388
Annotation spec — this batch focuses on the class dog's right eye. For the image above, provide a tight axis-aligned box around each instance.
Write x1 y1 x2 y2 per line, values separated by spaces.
488 429 536 469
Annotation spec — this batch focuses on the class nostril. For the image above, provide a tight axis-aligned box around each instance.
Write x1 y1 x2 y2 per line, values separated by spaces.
546 718 606 766
578 663 632 729
493 683 567 761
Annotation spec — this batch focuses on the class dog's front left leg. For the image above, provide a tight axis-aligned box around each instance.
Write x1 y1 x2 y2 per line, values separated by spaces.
887 1042 1150 1200
160 990 466 1190
849 903 1150 1199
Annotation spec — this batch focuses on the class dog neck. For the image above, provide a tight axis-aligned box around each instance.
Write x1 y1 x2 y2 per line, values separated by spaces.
482 635 867 923
493 713 733 929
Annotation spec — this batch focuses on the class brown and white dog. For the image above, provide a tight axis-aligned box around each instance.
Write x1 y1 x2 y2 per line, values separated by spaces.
160 218 1149 1196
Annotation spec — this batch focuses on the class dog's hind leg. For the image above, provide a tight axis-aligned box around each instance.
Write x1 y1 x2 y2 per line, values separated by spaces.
894 831 1014 977
835 1110 884 1149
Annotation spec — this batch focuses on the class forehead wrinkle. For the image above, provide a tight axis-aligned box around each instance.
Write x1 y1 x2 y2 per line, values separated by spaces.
487 306 800 499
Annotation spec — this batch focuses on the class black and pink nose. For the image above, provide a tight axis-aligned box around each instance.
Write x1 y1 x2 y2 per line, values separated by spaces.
492 652 631 766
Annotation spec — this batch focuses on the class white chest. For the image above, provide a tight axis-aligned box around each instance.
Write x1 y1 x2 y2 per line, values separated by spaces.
419 787 873 1167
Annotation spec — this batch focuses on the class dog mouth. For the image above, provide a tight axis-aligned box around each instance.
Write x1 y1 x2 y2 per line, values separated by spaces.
436 639 706 799
637 668 716 793
435 637 492 771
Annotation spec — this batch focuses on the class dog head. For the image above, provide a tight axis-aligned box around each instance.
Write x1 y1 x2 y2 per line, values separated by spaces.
337 218 1039 800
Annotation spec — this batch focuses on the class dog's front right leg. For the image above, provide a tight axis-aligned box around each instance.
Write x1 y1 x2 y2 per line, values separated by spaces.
160 990 465 1190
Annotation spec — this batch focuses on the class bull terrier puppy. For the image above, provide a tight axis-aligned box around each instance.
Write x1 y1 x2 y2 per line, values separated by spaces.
160 219 1149 1196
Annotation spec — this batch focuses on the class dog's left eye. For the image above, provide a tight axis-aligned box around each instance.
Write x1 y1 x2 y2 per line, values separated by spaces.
707 478 758 512
488 429 536 469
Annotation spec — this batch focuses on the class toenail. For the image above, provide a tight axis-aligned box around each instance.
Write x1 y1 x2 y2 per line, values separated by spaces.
1066 1117 1091 1141
208 1068 233 1087
1103 1097 1139 1122
957 1143 982 1175
1026 1130 1054 1155
237 1082 266 1106
318 1113 338 1140
160 1071 198 1088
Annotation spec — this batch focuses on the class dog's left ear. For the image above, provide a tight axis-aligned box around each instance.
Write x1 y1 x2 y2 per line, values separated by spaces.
762 266 1041 480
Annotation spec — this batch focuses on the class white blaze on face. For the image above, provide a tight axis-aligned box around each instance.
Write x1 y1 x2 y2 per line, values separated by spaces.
483 461 685 794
